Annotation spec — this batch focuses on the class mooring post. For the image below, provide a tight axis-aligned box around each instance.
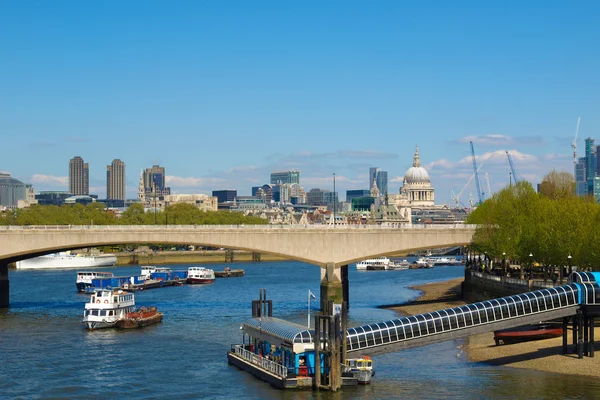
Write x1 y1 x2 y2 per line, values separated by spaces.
562 317 568 354
590 316 595 358
577 309 584 359
341 265 349 310
0 262 8 308
584 314 589 356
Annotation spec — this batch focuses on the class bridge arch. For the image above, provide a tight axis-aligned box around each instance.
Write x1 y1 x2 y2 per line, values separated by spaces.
0 224 477 267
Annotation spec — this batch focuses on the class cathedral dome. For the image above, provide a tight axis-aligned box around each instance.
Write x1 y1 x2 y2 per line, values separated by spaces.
403 146 430 184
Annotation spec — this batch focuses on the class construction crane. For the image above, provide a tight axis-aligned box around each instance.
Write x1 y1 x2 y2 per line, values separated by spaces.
506 151 519 185
470 141 483 204
451 161 486 208
572 116 581 164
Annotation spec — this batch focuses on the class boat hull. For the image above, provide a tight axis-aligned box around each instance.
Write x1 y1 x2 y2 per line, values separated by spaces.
494 323 563 345
186 278 215 284
116 313 163 329
17 254 117 270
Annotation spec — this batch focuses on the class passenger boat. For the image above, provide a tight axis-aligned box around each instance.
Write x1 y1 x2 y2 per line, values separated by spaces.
76 271 114 292
387 260 410 270
82 289 163 330
186 266 215 284
82 289 136 330
412 258 434 269
342 356 375 384
494 322 563 345
356 257 394 271
421 256 463 266
16 251 117 270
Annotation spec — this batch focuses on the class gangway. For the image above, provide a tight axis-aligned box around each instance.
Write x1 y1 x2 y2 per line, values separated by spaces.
346 272 600 356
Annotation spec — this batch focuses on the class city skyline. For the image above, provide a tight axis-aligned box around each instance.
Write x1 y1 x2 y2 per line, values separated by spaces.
2 2 599 204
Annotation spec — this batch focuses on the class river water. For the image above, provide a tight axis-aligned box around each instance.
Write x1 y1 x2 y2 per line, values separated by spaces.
1 261 598 399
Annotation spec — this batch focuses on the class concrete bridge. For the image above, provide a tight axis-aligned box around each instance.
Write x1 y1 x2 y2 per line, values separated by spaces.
0 224 476 308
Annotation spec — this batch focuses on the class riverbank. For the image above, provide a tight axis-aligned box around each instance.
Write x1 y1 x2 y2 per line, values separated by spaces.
386 278 600 378
114 250 288 265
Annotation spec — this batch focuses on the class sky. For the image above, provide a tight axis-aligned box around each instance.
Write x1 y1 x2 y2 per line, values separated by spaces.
2 1 599 206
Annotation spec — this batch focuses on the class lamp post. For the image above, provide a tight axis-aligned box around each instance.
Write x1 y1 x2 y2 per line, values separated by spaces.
528 253 533 280
502 252 506 276
567 255 572 278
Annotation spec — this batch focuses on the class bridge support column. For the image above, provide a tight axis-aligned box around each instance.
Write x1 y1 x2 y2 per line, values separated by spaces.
562 317 568 355
590 316 595 358
0 262 8 308
341 264 349 310
315 263 344 391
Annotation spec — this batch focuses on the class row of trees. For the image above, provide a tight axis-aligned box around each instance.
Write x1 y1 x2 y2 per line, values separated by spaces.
0 203 268 226
466 170 600 276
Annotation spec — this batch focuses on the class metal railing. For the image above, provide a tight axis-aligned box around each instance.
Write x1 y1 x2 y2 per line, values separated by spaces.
469 270 560 289
231 345 288 379
0 224 478 231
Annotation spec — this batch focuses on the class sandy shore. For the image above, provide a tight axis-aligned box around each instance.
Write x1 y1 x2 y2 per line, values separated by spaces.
386 278 600 377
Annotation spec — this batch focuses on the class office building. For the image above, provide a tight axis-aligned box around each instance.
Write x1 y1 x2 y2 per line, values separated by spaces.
369 167 388 195
0 173 36 209
270 170 300 185
212 190 237 203
69 156 89 195
346 189 370 203
106 159 126 200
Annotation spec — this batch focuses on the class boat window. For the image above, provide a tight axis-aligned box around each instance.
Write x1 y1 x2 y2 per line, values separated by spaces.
100 310 106 316
91 310 99 316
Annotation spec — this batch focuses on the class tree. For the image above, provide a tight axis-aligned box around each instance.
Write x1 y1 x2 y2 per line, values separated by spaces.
538 170 575 200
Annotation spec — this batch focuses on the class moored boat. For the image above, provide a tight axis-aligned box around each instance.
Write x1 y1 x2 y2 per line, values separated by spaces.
186 266 215 284
356 257 394 271
494 322 563 345
82 288 163 330
17 252 117 270
116 306 163 329
83 289 136 330
76 271 114 292
342 356 375 384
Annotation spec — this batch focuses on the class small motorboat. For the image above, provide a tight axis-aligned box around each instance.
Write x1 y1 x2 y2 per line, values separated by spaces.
342 356 375 384
494 322 563 345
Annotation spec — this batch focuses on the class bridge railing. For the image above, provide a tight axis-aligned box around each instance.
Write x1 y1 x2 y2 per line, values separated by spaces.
0 224 479 231
230 344 288 378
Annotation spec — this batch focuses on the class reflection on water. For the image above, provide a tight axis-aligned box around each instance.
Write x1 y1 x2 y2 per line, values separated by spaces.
1 262 599 399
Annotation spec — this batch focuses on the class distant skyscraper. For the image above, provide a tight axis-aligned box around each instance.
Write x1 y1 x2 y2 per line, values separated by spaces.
585 138 596 194
270 170 300 185
139 165 170 204
369 167 378 189
69 156 89 195
369 167 388 195
106 159 126 200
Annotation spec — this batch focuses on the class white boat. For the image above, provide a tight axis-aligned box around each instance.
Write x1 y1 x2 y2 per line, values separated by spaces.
76 271 114 292
414 257 434 268
186 267 215 284
82 289 136 330
140 266 172 279
343 356 375 384
16 252 117 270
356 257 394 271
421 256 463 266
387 260 410 270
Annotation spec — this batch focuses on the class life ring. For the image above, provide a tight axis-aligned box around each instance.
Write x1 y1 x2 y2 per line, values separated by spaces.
104 300 108 304
96 300 100 303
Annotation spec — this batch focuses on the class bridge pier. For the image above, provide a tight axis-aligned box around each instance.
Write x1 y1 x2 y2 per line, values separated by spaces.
0 262 8 308
315 263 348 391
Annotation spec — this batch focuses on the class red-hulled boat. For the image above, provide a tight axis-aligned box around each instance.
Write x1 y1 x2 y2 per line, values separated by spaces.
494 322 563 345
116 306 163 329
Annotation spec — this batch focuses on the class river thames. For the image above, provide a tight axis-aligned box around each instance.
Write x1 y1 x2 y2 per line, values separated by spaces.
1 261 599 399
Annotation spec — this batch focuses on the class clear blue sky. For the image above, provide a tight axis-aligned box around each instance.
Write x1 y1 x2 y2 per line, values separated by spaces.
2 1 599 205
